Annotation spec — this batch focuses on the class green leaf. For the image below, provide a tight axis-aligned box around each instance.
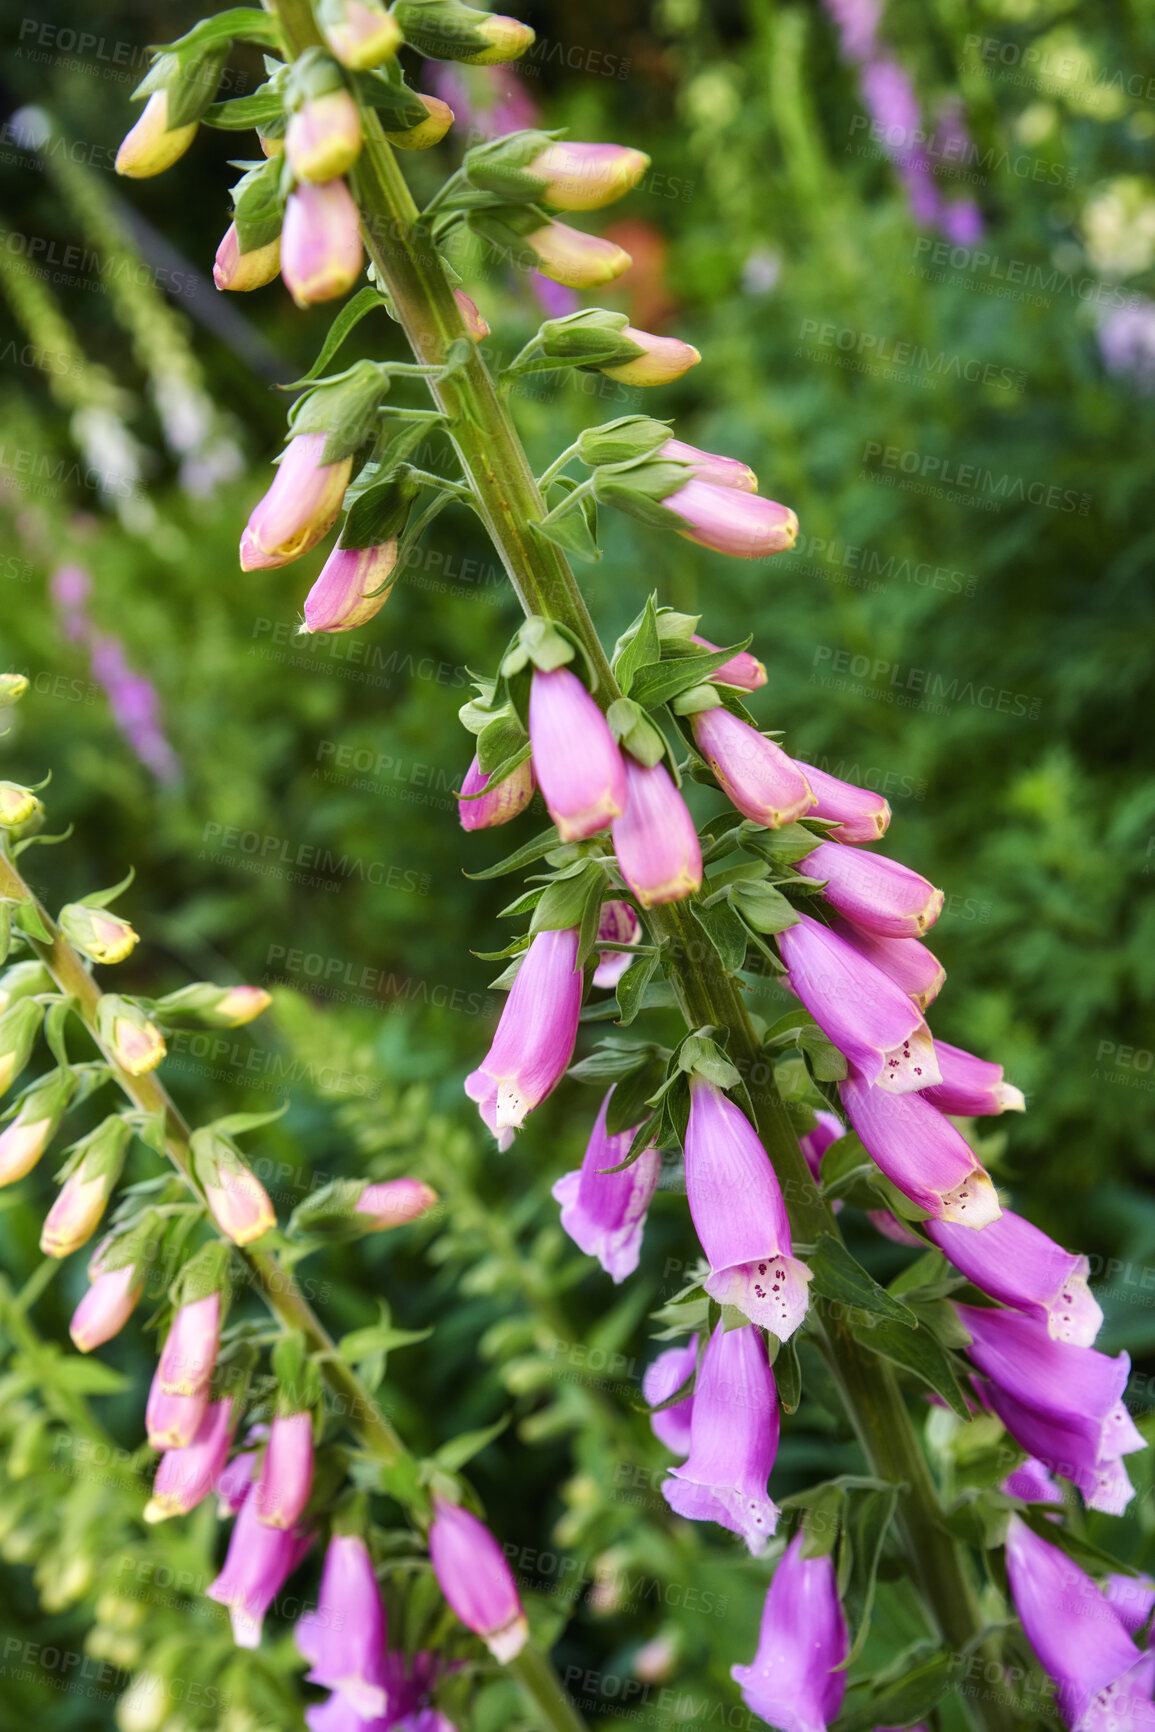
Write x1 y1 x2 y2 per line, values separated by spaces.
151 9 281 54
202 87 284 130
604 1058 668 1135
807 1235 918 1326
50 1357 130 1395
530 861 604 938
839 1484 899 1664
834 1645 965 1732
689 899 749 973
532 483 600 563
339 1315 433 1364
288 287 392 387
614 948 663 1027
729 880 800 935
14 900 52 942
231 154 285 255
431 1415 510 1473
630 645 747 709
861 1314 972 1419
208 1104 290 1139
568 1041 660 1085
774 1333 802 1412
612 596 662 697
464 826 562 881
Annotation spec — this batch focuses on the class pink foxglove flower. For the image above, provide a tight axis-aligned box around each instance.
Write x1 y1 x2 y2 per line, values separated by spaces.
456 753 535 831
354 1178 438 1229
145 1398 236 1522
798 1108 845 1181
689 633 766 688
40 1116 131 1258
213 223 281 292
115 92 197 178
986 1380 1139 1517
528 141 649 210
685 1077 811 1339
240 432 353 570
193 1135 277 1245
1103 1576 1155 1639
465 928 582 1148
146 1383 210 1451
551 1088 661 1282
643 1337 698 1456
599 328 701 385
256 1411 315 1529
839 1072 999 1225
216 1448 259 1516
777 915 941 1092
731 1531 849 1732
928 1210 1102 1345
281 178 364 307
523 222 632 288
1001 1455 1064 1505
690 708 814 828
0 1070 75 1185
830 917 946 1011
303 541 399 633
921 1038 1026 1116
798 841 943 938
662 1321 780 1554
528 667 627 840
207 1485 310 1648
662 444 757 492
429 1499 527 1663
791 761 891 844
610 757 702 906
1005 1516 1155 1731
591 899 641 989
286 90 363 183
664 480 798 558
156 1292 221 1397
296 1533 388 1715
70 1263 142 1352
319 0 404 70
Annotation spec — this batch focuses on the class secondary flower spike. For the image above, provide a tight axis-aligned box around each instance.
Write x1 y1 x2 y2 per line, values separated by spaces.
928 1210 1102 1344
457 753 535 830
429 1500 528 1662
684 1077 812 1338
839 1071 1000 1224
551 1088 662 1282
465 927 583 1148
691 708 815 828
664 479 798 558
732 1531 849 1732
643 1336 698 1456
921 1038 1026 1115
662 1321 780 1553
207 1484 310 1648
280 178 364 308
303 540 399 633
610 756 702 906
798 841 944 938
295 1533 388 1715
777 914 941 1091
240 433 353 570
528 666 627 840
791 761 891 843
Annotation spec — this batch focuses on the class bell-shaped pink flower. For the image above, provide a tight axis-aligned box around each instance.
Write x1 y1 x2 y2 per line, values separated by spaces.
664 479 798 558
600 328 701 385
611 757 702 907
145 1398 236 1522
830 918 946 1012
207 1484 310 1648
662 444 758 492
428 1499 527 1663
689 632 766 688
798 841 943 938
777 915 941 1092
691 708 814 828
663 1322 780 1554
156 1292 221 1396
213 223 281 291
791 761 892 844
216 1447 259 1516
987 1379 1139 1516
256 1411 315 1529
70 1264 142 1352
354 1178 438 1229
643 1337 698 1456
528 667 627 840
731 1531 849 1732
240 432 353 570
1005 1516 1155 1730
457 753 535 831
465 928 582 1148
523 222 632 288
303 541 398 633
921 1038 1026 1116
798 1109 845 1181
40 1169 115 1258
839 1072 1000 1225
551 1088 661 1282
146 1383 210 1451
1103 1575 1155 1640
685 1077 811 1339
591 899 641 989
1001 1455 1064 1505
286 89 363 183
528 141 650 211
281 178 364 308
296 1533 388 1715
928 1210 1102 1345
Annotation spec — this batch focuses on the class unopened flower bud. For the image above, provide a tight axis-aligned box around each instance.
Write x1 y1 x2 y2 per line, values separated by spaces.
523 222 632 288
0 996 43 1097
354 1177 439 1228
0 1069 75 1185
255 1411 314 1528
0 961 52 1015
798 841 943 938
286 88 363 183
302 540 398 633
457 753 535 830
70 1265 142 1353
691 708 815 828
665 479 798 557
661 441 757 491
392 2 534 65
611 757 702 907
213 223 281 292
40 1115 132 1258
319 0 404 68
597 329 701 385
240 433 353 570
192 1131 276 1246
429 1498 528 1661
689 634 766 690
0 674 29 707
454 289 490 340
384 92 455 149
280 178 364 308
0 782 38 828
152 981 272 1028
97 995 166 1076
59 903 139 965
465 928 582 1147
527 142 649 211
791 761 891 844
528 667 627 840
295 1532 388 1712
115 91 197 179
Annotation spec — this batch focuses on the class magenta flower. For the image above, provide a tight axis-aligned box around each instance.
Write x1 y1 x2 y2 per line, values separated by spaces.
839 1072 1000 1225
146 1383 210 1451
207 1484 310 1647
70 1263 141 1352
685 1077 811 1339
528 667 627 840
830 918 946 1011
1005 1516 1155 1731
1103 1575 1155 1640
664 479 798 558
465 927 583 1148
928 1210 1102 1345
145 1398 236 1523
798 841 943 938
986 1380 1139 1516
731 1530 849 1732
256 1410 315 1529
296 1533 389 1716
777 914 941 1091
551 1088 661 1282
239 433 353 570
591 899 641 989
691 708 815 828
689 633 766 689
610 757 702 906
216 1448 259 1516
798 1109 846 1181
791 761 891 844
663 1322 780 1553
428 1499 527 1663
303 541 398 633
643 1337 698 1456
456 753 535 831
921 1038 1026 1116
156 1292 221 1397
281 177 364 307
662 444 758 493
1000 1455 1064 1505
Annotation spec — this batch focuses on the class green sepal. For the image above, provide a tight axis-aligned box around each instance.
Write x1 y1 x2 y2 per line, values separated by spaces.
629 642 751 710
728 880 800 937
605 698 665 767
461 129 556 203
230 154 286 255
614 948 665 1027
341 469 422 549
576 417 670 467
689 899 749 974
611 595 661 696
171 1239 233 1309
202 86 286 131
533 480 599 563
805 1234 918 1328
288 361 395 464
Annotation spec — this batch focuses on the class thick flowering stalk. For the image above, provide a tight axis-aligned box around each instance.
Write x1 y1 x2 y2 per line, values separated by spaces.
791 761 891 843
610 757 702 906
798 840 944 938
691 707 815 828
303 540 399 632
256 1410 315 1528
240 432 353 569
465 927 582 1147
281 178 364 307
684 1077 812 1338
664 480 798 557
213 223 282 291
144 1397 237 1522
662 1321 780 1553
731 1531 849 1732
115 91 197 178
689 633 766 689
528 666 627 840
777 915 941 1091
457 753 535 830
830 918 946 1011
551 1088 662 1282
921 1038 1026 1116
927 1209 1102 1344
295 1532 388 1714
643 1337 697 1456
429 1498 528 1663
207 1484 311 1648
839 1072 1000 1224
0 1069 75 1184
40 1115 132 1258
